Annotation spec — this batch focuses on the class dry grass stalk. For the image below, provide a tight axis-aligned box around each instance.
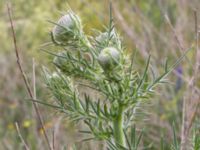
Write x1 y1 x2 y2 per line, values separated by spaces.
6 3 52 150
112 2 149 58
180 10 200 150
15 122 30 150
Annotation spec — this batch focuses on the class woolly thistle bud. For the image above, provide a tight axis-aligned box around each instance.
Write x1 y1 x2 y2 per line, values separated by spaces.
95 32 108 44
49 72 60 80
45 71 74 98
98 47 120 71
53 51 73 73
95 29 121 50
45 72 61 86
52 11 82 44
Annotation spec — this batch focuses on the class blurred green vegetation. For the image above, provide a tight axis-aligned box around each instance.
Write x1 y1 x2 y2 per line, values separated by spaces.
0 0 200 149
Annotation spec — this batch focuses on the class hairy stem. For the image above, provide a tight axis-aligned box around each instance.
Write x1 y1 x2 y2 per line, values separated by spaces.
113 106 125 148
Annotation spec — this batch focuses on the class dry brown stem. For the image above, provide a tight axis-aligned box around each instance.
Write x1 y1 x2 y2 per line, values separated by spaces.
7 3 52 150
180 10 200 150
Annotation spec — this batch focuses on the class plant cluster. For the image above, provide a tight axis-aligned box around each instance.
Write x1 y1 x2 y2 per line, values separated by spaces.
42 7 189 149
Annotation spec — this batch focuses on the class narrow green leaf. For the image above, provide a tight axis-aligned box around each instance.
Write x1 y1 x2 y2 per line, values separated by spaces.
136 55 151 94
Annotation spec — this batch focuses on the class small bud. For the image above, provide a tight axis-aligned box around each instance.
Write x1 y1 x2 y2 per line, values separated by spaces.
49 72 60 80
95 29 121 50
53 51 73 73
98 47 120 71
95 32 108 44
52 11 82 44
45 71 60 85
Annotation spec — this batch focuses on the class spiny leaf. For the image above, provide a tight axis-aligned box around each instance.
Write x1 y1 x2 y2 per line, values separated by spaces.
135 55 151 94
171 122 179 150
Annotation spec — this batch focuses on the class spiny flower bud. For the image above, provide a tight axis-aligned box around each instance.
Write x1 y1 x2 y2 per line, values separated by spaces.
52 11 82 44
98 47 120 71
95 29 121 50
96 30 116 43
45 71 74 98
53 51 73 73
44 71 61 86
95 32 108 43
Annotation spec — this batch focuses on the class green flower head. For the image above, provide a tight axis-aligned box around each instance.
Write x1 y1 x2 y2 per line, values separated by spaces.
98 47 120 71
52 11 82 44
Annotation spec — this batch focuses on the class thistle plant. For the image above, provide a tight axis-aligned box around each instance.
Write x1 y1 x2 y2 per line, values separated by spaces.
42 7 190 149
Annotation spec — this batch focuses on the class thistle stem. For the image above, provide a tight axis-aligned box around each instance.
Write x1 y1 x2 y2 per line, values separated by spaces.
113 106 125 148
